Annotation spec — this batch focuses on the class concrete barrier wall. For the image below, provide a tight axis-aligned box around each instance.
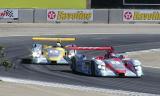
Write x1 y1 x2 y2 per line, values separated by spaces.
93 9 108 23
0 9 109 23
34 9 47 23
0 9 160 24
108 9 123 24
18 9 34 23
0 18 18 23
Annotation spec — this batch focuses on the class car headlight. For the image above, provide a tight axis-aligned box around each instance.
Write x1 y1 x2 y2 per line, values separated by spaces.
98 65 105 70
101 65 105 70
98 65 102 69
32 52 39 57
96 60 105 70
49 50 53 53
133 60 141 66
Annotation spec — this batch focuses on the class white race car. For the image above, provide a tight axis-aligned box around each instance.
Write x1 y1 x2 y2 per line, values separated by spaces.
67 46 143 77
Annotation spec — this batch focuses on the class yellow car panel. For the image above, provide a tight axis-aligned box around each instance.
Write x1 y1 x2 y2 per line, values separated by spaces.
32 37 75 64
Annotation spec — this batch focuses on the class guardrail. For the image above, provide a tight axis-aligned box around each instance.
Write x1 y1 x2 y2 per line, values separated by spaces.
0 9 160 24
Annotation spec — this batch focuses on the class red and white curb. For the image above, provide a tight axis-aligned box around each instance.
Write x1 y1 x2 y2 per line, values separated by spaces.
0 76 158 96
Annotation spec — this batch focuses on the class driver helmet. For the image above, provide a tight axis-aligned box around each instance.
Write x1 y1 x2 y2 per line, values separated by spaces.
110 53 116 58
119 55 124 59
56 42 62 47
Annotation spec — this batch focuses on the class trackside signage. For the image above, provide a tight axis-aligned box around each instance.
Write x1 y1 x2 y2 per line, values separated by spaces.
47 9 93 22
0 9 18 19
123 10 160 21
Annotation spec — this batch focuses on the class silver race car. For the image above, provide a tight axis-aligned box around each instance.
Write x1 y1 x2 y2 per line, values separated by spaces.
67 46 143 77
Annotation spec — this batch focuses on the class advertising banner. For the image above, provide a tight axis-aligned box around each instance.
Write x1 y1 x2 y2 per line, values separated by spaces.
47 9 93 22
123 10 160 21
0 9 18 19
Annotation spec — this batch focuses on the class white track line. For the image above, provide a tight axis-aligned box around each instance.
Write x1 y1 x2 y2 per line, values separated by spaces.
0 76 158 96
126 48 160 55
143 66 160 69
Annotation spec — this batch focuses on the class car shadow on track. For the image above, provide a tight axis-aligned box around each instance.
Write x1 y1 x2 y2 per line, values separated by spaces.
61 70 142 78
21 63 69 65
20 60 142 79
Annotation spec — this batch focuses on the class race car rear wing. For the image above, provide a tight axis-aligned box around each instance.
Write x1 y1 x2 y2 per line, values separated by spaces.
66 46 114 51
32 37 76 42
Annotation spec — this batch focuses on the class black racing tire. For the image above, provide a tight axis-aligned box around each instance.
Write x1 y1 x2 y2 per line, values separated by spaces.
21 58 32 64
71 57 76 73
91 61 96 76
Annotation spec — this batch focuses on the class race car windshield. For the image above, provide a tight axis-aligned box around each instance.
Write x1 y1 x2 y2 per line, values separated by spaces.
47 49 61 57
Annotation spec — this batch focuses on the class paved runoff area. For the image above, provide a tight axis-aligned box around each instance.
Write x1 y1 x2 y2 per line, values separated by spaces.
0 75 158 96
0 23 160 96
0 49 160 96
127 49 160 68
0 23 160 37
0 82 115 96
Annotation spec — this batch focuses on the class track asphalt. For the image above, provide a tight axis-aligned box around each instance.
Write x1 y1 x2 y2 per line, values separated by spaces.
0 34 160 95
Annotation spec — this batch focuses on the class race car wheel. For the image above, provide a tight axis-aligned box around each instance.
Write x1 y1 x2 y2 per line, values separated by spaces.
91 61 96 76
71 57 76 73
